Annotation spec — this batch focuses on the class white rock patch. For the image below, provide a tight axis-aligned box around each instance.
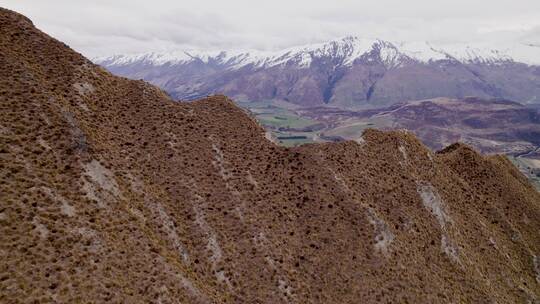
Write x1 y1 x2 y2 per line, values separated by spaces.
40 187 76 217
0 124 10 135
416 182 459 262
534 255 540 283
33 218 49 239
427 151 434 162
416 183 451 228
193 200 232 289
125 172 144 194
81 179 103 207
165 131 179 153
210 138 245 220
76 227 102 253
265 131 276 143
73 82 95 96
207 235 223 265
253 231 269 248
81 159 122 208
366 208 395 256
37 138 51 150
278 278 294 300
354 136 365 145
328 168 350 192
211 142 232 182
399 145 408 162
441 235 459 261
246 170 258 188
82 160 120 196
151 201 189 263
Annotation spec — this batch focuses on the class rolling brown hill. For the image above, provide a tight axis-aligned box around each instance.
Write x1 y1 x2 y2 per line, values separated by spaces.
1 8 540 304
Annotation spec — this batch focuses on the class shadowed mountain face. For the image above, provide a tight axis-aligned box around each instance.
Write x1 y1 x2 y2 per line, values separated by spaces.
1 8 540 304
296 97 540 154
97 38 540 108
374 97 540 151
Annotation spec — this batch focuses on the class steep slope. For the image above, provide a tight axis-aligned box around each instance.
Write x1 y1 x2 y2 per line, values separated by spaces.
1 8 540 304
96 37 540 107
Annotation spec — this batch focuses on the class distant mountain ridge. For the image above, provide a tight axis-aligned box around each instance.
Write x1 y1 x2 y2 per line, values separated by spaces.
96 36 540 69
96 36 540 107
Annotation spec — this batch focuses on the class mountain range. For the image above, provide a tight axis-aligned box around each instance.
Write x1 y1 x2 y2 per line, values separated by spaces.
96 37 540 108
2 8 540 303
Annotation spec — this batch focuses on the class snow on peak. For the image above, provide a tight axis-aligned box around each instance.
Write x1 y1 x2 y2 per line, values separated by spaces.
93 37 380 69
94 37 540 69
398 41 539 65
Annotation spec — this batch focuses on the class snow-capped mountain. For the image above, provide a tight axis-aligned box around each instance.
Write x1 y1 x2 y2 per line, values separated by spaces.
95 37 540 107
96 36 540 68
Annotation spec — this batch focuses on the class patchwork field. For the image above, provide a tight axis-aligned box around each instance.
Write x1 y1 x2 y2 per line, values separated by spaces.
238 101 324 146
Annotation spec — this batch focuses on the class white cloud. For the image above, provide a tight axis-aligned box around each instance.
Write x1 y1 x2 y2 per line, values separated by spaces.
3 0 540 57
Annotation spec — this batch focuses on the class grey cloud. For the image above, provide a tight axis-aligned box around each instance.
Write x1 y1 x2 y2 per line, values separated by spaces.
2 0 540 57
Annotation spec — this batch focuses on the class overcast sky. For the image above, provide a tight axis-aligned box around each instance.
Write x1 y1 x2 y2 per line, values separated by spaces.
3 0 540 57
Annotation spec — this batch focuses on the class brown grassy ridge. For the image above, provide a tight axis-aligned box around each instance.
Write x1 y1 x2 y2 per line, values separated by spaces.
1 7 539 303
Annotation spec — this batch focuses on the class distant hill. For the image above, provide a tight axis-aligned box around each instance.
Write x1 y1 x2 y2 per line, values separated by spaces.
295 97 540 153
2 7 540 303
96 37 540 108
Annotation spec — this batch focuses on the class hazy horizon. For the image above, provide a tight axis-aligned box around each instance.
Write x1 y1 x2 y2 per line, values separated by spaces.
3 0 540 57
